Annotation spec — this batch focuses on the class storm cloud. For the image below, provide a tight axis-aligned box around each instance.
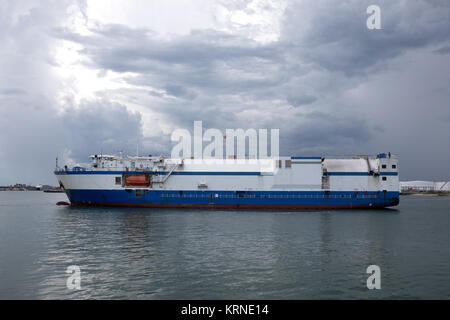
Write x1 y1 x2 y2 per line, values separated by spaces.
1 0 450 184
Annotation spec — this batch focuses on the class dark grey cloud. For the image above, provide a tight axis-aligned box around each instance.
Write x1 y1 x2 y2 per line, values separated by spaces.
0 88 27 95
60 99 143 162
434 46 450 54
164 84 197 100
282 0 450 75
287 94 317 107
1 0 450 183
54 1 450 100
55 26 283 98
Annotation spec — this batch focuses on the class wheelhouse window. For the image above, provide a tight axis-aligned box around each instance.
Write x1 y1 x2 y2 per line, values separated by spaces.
276 160 282 168
382 177 387 181
382 164 387 169
392 164 397 169
285 160 292 168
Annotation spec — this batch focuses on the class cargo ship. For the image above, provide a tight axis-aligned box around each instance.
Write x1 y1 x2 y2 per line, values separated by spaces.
54 153 399 209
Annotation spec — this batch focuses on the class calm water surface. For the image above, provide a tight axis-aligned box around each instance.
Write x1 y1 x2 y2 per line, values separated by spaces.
0 191 449 299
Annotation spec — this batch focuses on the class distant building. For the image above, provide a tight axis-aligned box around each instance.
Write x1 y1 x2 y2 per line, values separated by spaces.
400 181 450 192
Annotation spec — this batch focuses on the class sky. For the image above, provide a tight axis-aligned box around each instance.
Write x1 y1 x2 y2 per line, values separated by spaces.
0 0 449 185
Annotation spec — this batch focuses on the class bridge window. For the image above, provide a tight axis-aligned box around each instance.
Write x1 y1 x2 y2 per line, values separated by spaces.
382 164 387 169
285 160 291 168
392 164 397 169
382 177 387 181
276 160 282 168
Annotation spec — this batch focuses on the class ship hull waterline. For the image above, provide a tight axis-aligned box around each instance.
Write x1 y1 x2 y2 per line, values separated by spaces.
68 202 398 210
63 189 399 210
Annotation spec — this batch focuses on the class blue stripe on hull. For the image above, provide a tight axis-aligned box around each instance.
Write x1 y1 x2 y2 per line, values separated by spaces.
55 171 261 176
291 157 322 160
64 190 399 209
55 170 398 176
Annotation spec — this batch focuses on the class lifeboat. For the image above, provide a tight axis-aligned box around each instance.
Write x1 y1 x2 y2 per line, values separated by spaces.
125 174 150 186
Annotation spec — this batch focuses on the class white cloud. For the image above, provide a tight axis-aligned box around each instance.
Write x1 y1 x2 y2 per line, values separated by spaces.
86 0 215 37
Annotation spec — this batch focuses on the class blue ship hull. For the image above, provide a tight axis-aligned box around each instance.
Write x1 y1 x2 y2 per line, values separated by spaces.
65 189 399 209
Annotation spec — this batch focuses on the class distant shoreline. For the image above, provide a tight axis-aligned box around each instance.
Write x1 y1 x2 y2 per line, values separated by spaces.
401 192 450 197
0 188 63 192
